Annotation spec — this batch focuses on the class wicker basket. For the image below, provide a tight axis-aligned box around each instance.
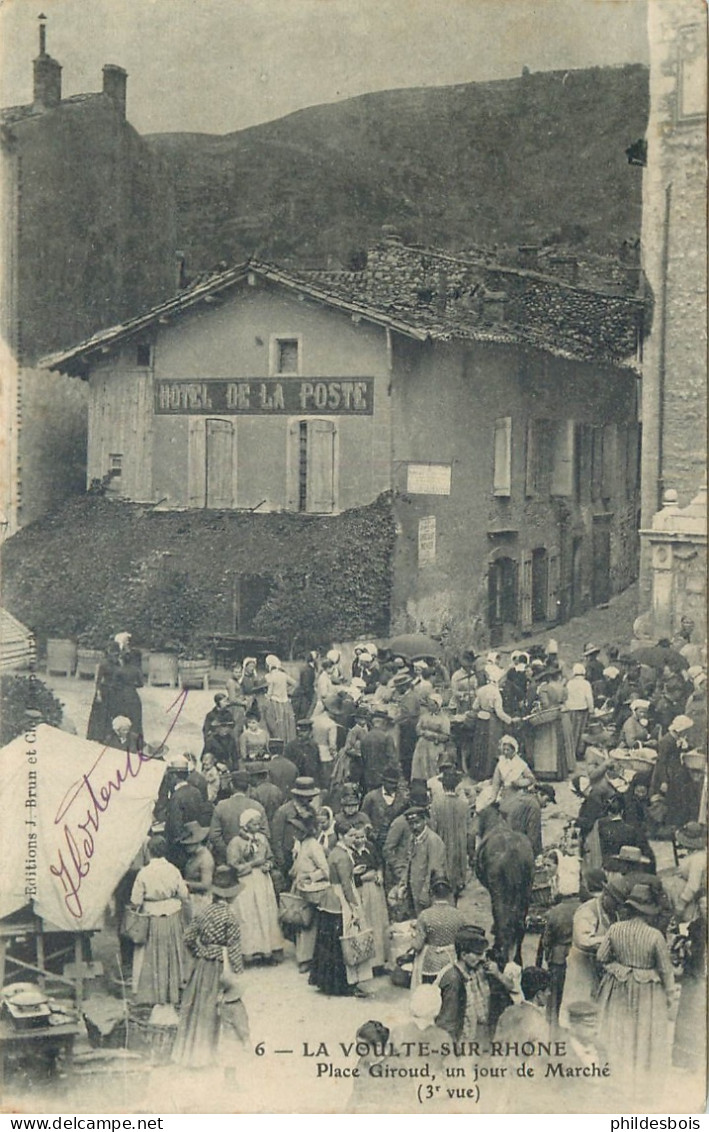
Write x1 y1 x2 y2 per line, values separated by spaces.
527 706 561 728
125 1014 177 1065
340 928 375 967
279 891 315 928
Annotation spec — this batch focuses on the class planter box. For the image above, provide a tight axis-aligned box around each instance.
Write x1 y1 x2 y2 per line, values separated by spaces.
178 658 211 690
76 648 103 680
147 651 178 688
47 638 77 677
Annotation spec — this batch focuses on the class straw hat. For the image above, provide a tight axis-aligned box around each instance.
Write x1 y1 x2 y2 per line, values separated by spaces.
624 883 660 915
211 865 241 899
676 822 706 852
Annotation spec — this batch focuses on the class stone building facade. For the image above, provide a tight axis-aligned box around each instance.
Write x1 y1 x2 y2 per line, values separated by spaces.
639 0 707 603
44 243 645 645
0 22 177 530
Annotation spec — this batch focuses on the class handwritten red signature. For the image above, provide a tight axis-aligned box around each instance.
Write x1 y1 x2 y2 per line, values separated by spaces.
50 688 189 919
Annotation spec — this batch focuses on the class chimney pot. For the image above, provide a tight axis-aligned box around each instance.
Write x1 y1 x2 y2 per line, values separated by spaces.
103 64 127 119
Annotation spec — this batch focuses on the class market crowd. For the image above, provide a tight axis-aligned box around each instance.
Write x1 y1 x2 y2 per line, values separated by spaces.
89 623 706 1100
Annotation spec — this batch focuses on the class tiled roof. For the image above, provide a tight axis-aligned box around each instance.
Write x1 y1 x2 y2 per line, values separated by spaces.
1 92 104 126
41 243 647 375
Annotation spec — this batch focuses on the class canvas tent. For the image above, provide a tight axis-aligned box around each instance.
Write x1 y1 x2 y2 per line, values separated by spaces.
1 724 164 934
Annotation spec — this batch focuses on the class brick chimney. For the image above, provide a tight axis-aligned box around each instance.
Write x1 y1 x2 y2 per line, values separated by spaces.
103 64 127 119
33 14 62 109
481 290 507 323
548 255 579 285
517 245 539 270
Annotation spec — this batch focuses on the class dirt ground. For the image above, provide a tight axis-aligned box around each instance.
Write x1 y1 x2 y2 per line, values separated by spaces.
5 596 703 1116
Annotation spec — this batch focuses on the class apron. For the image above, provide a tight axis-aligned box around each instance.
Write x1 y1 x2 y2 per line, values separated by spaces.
332 882 374 986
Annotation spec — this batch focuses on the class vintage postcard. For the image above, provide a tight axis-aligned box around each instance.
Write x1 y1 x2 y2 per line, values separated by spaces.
0 0 706 1118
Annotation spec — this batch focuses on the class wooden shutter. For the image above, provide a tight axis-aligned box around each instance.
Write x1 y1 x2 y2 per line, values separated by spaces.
286 420 300 512
547 548 560 622
493 416 512 496
205 418 235 508
187 417 206 507
307 419 336 513
551 420 575 496
525 419 535 497
520 550 533 629
602 423 616 500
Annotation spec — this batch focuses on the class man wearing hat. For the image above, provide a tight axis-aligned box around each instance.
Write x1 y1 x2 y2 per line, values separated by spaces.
391 670 420 782
285 717 321 781
361 768 408 850
435 924 511 1041
359 709 400 793
248 761 285 825
208 771 268 864
202 693 234 744
203 713 238 772
265 738 298 796
404 805 448 917
165 754 213 869
180 821 214 916
270 777 320 881
582 644 604 686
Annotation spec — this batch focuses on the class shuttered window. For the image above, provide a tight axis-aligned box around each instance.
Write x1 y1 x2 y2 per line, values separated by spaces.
526 419 555 496
520 550 533 628
288 419 337 513
188 417 237 508
493 416 512 497
551 420 575 496
547 548 560 622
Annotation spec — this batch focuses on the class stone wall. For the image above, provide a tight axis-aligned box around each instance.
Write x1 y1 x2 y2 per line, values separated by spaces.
640 0 707 598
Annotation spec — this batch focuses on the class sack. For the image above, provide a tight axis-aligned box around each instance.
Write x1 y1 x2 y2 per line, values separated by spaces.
278 891 315 929
340 927 375 967
527 706 561 728
123 907 150 945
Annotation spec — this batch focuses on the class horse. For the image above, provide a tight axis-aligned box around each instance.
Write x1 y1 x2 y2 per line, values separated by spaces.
475 803 535 965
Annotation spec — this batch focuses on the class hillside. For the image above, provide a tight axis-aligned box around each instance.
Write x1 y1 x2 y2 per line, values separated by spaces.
146 64 649 270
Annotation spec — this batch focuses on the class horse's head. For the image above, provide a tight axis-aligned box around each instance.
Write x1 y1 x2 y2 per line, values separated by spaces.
477 802 502 840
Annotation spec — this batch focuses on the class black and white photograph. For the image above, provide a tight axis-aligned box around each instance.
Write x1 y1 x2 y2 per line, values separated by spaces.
0 0 706 1117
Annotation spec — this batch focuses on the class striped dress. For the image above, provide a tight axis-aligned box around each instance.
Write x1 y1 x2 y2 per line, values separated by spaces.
596 917 674 1085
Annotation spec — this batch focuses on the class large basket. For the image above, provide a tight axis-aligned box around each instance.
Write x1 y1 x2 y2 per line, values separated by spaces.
340 928 375 967
125 1014 177 1065
278 891 315 929
527 706 561 728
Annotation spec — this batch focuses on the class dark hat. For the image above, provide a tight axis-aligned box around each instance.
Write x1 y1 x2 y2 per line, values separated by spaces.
408 785 430 808
392 672 413 687
404 805 428 820
537 782 556 803
676 822 707 851
211 865 241 899
291 776 319 798
431 877 453 897
566 1000 599 1022
381 769 400 785
179 821 210 845
231 770 251 790
455 925 488 955
462 649 477 663
625 882 660 916
296 717 313 729
247 761 269 777
268 738 285 753
371 708 390 720
340 783 360 801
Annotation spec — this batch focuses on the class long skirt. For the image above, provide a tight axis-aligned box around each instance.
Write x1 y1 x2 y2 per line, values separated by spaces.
561 710 587 772
309 909 351 995
467 717 503 781
411 738 442 782
530 719 565 780
673 971 707 1069
359 878 390 968
231 871 283 959
596 966 670 1085
133 912 187 1005
263 698 296 743
295 921 318 964
86 695 112 744
171 955 221 1067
